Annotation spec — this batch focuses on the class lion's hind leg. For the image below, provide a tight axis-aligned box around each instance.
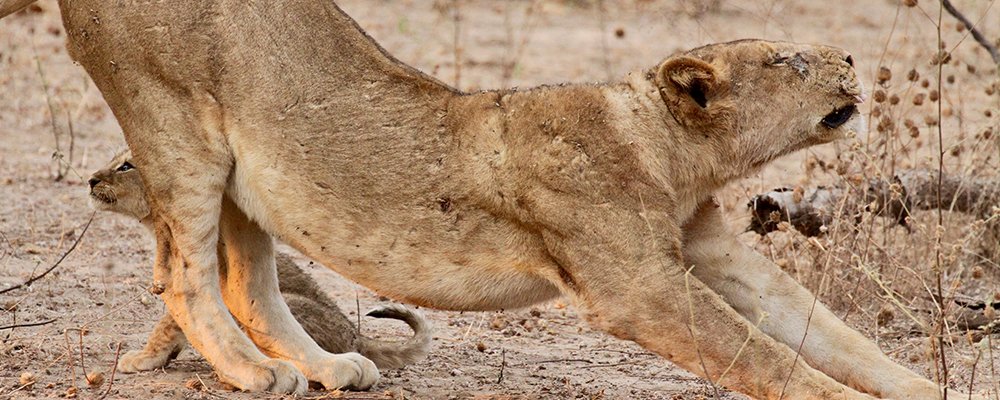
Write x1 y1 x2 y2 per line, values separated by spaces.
217 197 379 391
117 314 187 373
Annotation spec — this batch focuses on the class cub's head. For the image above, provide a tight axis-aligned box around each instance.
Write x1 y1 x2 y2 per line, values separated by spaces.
653 39 864 176
88 149 150 221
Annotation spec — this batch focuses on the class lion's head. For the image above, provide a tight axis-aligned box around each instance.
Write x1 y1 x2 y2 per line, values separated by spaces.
88 149 150 221
653 39 864 176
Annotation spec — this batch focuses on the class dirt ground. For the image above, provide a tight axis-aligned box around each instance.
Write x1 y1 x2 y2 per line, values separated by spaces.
1 0 998 399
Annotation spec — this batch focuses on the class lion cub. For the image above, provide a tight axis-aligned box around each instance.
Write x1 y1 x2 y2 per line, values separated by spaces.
89 150 431 372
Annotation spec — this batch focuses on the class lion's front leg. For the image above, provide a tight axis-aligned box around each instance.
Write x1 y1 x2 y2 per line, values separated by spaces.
681 200 984 400
117 313 187 373
126 102 307 393
532 193 876 400
216 197 379 391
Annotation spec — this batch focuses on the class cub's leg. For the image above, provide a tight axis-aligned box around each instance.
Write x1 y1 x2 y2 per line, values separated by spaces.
217 197 379 390
532 193 877 400
117 314 187 373
681 200 984 400
125 103 306 393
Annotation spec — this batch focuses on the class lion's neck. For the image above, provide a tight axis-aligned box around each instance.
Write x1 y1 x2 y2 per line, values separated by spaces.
601 72 732 217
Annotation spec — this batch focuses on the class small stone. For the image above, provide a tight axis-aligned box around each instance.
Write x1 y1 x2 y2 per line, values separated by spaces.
24 244 45 255
449 368 463 376
475 342 487 352
489 315 507 331
19 372 36 388
86 371 104 387
64 386 78 398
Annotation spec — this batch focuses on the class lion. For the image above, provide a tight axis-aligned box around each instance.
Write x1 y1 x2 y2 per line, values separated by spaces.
0 0 984 398
88 150 432 372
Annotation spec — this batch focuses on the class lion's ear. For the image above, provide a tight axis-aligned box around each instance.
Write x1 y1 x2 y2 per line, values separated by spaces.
655 56 719 113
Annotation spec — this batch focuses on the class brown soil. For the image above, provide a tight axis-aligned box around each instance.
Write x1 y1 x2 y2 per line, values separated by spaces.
1 1 997 399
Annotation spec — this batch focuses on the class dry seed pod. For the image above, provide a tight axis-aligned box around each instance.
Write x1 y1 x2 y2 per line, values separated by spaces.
903 0 917 6
912 93 925 105
903 119 915 129
921 78 930 88
889 94 900 105
873 89 887 103
876 305 895 326
924 115 938 126
929 89 939 102
877 66 892 84
946 75 955 84
877 116 895 133
986 109 993 118
908 126 920 138
871 106 882 118
906 68 919 81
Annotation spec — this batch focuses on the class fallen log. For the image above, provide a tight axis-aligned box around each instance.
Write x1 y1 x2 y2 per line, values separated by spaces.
748 168 999 237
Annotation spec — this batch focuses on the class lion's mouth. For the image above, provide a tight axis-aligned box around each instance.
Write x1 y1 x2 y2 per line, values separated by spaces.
90 190 116 205
820 105 857 129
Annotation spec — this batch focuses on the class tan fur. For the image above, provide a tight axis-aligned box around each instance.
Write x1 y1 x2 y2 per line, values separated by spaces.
23 1 981 398
89 151 432 372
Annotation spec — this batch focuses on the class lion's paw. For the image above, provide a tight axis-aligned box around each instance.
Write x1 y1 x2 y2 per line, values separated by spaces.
117 350 172 373
303 353 380 391
218 359 307 394
887 379 987 400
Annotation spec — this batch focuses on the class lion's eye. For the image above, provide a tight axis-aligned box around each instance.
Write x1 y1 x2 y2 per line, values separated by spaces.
116 162 134 172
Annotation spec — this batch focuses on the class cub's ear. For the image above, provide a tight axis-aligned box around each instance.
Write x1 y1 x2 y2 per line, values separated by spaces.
655 56 719 111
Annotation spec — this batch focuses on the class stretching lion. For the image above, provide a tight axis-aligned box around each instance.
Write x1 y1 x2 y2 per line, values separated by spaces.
0 0 985 398
88 150 432 372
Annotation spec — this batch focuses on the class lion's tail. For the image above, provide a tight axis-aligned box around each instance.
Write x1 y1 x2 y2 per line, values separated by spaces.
356 304 432 370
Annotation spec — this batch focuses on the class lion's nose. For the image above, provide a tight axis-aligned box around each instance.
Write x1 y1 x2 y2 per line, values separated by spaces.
88 178 100 188
844 54 854 67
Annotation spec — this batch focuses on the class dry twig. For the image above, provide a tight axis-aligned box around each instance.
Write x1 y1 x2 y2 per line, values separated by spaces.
0 212 95 295
0 318 56 331
941 0 1000 64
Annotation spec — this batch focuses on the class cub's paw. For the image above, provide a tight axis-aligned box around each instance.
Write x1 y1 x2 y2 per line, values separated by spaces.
303 353 380 391
117 350 172 373
218 359 307 394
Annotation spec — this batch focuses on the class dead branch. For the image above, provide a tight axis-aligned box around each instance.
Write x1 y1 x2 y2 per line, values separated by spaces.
748 168 999 237
97 343 123 400
0 212 95 295
941 0 1000 64
0 318 56 331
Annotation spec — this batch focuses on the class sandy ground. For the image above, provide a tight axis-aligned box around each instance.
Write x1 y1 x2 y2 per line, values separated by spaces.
1 0 998 399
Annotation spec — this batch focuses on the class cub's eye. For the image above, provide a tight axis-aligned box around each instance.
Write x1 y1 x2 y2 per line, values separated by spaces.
116 162 134 172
